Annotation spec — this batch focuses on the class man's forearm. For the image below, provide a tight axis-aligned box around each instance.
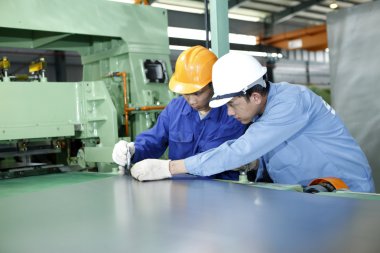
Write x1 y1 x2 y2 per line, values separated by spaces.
169 160 188 175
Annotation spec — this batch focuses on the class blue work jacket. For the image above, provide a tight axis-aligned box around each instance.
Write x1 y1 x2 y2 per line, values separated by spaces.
133 96 247 180
185 82 375 192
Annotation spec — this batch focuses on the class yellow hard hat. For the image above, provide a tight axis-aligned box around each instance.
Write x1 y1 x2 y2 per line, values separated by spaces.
169 45 217 94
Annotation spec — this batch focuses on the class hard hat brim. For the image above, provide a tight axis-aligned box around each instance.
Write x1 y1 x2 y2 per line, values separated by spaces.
209 96 233 108
169 74 208 94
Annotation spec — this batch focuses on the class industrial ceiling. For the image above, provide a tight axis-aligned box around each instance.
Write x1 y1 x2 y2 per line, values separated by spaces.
147 0 374 53
151 0 374 27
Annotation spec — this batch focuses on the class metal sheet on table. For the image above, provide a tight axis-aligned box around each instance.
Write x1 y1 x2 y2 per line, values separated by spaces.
1 175 380 253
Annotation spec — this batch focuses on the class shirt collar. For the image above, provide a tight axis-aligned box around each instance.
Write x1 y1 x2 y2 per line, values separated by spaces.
182 103 220 121
181 103 193 115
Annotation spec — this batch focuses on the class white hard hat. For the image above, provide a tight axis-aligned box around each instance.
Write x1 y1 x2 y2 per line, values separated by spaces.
210 51 267 108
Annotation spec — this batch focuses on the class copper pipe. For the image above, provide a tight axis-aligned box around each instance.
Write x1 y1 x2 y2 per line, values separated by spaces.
125 105 166 112
115 72 129 136
111 72 166 136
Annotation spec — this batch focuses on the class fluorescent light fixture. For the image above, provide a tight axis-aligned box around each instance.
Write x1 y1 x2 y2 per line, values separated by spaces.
108 1 261 23
329 0 338 9
169 45 190 51
228 13 261 22
168 27 257 46
272 52 283 59
151 3 204 14
168 27 209 40
329 3 338 9
229 33 257 46
231 50 283 59
234 50 267 57
107 0 134 3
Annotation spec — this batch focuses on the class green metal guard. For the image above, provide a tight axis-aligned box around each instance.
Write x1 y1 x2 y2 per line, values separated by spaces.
0 0 174 172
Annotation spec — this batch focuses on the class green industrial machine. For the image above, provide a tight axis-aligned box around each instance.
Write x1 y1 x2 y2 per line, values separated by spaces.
0 0 175 176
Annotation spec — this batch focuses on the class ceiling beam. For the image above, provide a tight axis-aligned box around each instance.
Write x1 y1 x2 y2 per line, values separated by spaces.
192 0 247 9
271 0 325 24
228 0 248 9
259 24 327 51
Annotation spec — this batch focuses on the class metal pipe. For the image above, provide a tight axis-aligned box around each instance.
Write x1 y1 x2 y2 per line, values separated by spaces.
115 72 130 136
109 72 166 137
125 105 166 112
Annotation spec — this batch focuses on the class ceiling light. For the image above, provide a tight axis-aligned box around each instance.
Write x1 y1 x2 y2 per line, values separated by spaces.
229 33 257 46
169 45 191 51
167 27 257 46
168 27 208 40
228 13 261 22
107 0 134 3
231 50 274 58
151 3 204 14
329 1 338 9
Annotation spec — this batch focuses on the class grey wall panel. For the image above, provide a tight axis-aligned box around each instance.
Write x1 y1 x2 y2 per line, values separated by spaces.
273 59 329 86
328 1 380 191
309 62 330 85
274 60 307 84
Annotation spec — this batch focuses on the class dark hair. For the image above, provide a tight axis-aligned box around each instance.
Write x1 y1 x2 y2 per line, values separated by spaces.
240 76 270 101
208 82 214 92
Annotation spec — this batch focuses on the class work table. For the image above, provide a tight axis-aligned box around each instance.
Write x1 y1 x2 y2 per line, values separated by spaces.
1 173 380 253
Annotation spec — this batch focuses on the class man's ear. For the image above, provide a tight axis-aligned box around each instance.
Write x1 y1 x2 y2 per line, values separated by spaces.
250 92 262 105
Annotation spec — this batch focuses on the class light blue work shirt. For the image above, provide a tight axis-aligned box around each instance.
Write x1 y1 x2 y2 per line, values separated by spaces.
133 96 247 180
185 82 375 192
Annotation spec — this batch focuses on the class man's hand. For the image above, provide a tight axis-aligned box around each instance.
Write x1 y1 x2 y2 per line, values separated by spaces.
131 159 172 181
112 140 135 166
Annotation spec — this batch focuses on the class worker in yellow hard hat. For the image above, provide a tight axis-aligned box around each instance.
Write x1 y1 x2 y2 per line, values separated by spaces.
112 45 247 180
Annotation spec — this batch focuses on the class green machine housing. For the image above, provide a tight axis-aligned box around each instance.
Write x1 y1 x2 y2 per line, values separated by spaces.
0 0 175 174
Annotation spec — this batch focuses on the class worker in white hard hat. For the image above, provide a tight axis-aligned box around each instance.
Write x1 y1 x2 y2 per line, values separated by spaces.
112 46 247 180
130 51 375 193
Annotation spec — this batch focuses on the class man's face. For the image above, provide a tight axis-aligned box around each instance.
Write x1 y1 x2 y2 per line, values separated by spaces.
226 93 263 124
183 85 213 112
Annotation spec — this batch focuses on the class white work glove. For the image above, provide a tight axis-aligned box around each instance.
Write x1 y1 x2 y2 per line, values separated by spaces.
117 166 125 175
131 159 172 181
112 140 135 166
